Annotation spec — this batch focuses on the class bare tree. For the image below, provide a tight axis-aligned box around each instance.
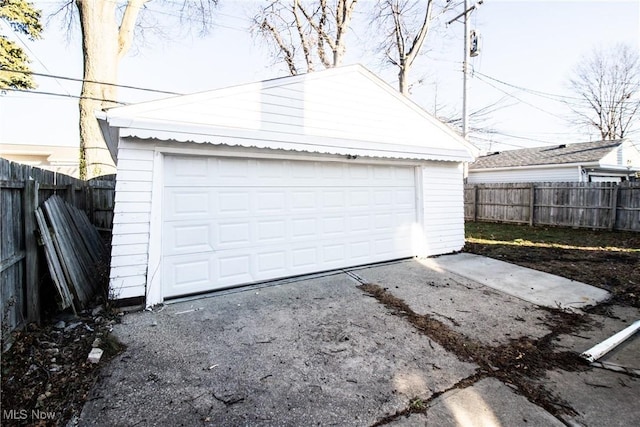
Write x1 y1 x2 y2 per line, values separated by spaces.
372 0 452 95
569 43 640 141
254 0 358 75
55 1 218 179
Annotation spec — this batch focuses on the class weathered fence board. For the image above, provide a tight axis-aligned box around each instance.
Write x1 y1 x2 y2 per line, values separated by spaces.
1 158 115 349
38 196 108 311
465 182 640 232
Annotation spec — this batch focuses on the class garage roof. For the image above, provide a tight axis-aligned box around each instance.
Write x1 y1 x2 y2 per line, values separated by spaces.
99 64 476 163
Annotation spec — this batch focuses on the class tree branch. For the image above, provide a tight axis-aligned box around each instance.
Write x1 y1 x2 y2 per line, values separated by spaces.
117 0 149 60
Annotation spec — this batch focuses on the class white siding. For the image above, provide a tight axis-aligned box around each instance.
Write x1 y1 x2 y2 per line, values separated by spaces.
108 66 472 162
467 166 580 184
108 141 155 300
420 162 465 256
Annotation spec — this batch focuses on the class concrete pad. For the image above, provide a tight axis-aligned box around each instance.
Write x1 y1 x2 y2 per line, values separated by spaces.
543 368 640 426
79 274 477 426
354 260 552 346
420 378 563 426
423 253 610 309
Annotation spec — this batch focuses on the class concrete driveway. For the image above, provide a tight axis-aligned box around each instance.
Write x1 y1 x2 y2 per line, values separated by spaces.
79 256 639 426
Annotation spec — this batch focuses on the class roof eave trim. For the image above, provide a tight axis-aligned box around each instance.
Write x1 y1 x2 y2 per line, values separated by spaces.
118 128 473 163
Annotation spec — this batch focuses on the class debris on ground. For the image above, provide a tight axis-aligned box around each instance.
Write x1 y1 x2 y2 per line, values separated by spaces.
359 283 592 424
1 305 124 426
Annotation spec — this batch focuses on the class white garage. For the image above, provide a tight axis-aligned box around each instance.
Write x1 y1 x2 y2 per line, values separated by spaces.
99 65 476 306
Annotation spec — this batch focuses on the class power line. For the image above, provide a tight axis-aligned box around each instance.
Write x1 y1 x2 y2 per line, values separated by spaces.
2 87 126 105
474 73 567 120
473 70 582 102
0 68 183 95
468 135 529 149
473 70 639 107
0 20 73 97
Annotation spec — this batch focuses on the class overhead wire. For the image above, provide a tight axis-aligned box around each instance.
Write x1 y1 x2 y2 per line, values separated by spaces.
1 68 183 95
473 72 568 119
0 20 73 97
3 87 126 104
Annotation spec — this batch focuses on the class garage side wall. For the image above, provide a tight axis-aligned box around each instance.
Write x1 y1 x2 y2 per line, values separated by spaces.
420 162 465 256
109 140 155 300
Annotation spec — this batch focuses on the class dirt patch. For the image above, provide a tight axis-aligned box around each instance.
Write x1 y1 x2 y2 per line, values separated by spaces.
1 308 124 426
359 283 591 424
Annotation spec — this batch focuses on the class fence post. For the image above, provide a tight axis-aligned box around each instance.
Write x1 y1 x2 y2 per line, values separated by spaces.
24 179 40 324
609 184 619 231
529 183 535 226
473 185 478 222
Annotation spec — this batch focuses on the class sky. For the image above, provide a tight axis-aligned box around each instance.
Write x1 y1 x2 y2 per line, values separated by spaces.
1 0 639 153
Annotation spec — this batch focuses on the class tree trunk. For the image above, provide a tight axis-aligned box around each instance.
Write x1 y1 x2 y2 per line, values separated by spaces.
76 0 119 179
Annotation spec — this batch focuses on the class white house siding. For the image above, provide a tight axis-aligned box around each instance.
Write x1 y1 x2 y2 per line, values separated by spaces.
467 166 580 184
108 67 470 161
420 162 465 256
108 140 155 299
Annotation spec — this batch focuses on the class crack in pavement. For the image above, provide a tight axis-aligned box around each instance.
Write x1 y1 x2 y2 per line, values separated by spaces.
358 283 591 426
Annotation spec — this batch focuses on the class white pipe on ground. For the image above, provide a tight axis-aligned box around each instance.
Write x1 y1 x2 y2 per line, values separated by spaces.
581 319 640 363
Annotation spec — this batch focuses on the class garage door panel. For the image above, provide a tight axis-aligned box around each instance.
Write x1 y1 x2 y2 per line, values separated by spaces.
162 156 417 298
218 255 252 282
218 191 250 215
350 215 371 232
218 222 251 245
257 251 287 274
321 190 346 209
163 222 215 256
292 247 318 268
350 241 372 260
349 190 370 207
322 244 346 263
164 189 212 221
217 157 250 178
395 189 415 207
256 191 287 214
322 216 346 235
257 220 287 242
292 217 317 238
394 167 416 182
163 253 216 296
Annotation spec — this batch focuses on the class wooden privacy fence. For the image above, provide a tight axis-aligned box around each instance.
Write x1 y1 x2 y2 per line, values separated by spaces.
1 158 115 347
464 182 640 232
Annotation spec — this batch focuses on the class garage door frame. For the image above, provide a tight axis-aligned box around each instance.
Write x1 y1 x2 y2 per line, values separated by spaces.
145 145 427 305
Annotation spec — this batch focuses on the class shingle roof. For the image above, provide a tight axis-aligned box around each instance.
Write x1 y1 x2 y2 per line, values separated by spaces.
469 140 623 170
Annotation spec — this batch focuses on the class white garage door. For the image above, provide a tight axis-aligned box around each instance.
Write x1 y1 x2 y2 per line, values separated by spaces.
162 155 417 298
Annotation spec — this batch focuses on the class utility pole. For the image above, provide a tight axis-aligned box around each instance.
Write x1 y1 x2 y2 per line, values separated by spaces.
448 0 482 140
463 0 470 139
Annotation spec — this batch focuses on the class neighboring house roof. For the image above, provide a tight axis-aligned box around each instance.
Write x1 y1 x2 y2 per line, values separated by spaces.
98 64 477 163
0 143 79 177
470 140 624 170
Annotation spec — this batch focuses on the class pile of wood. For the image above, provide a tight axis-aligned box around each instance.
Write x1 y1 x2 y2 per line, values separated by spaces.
36 195 108 312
